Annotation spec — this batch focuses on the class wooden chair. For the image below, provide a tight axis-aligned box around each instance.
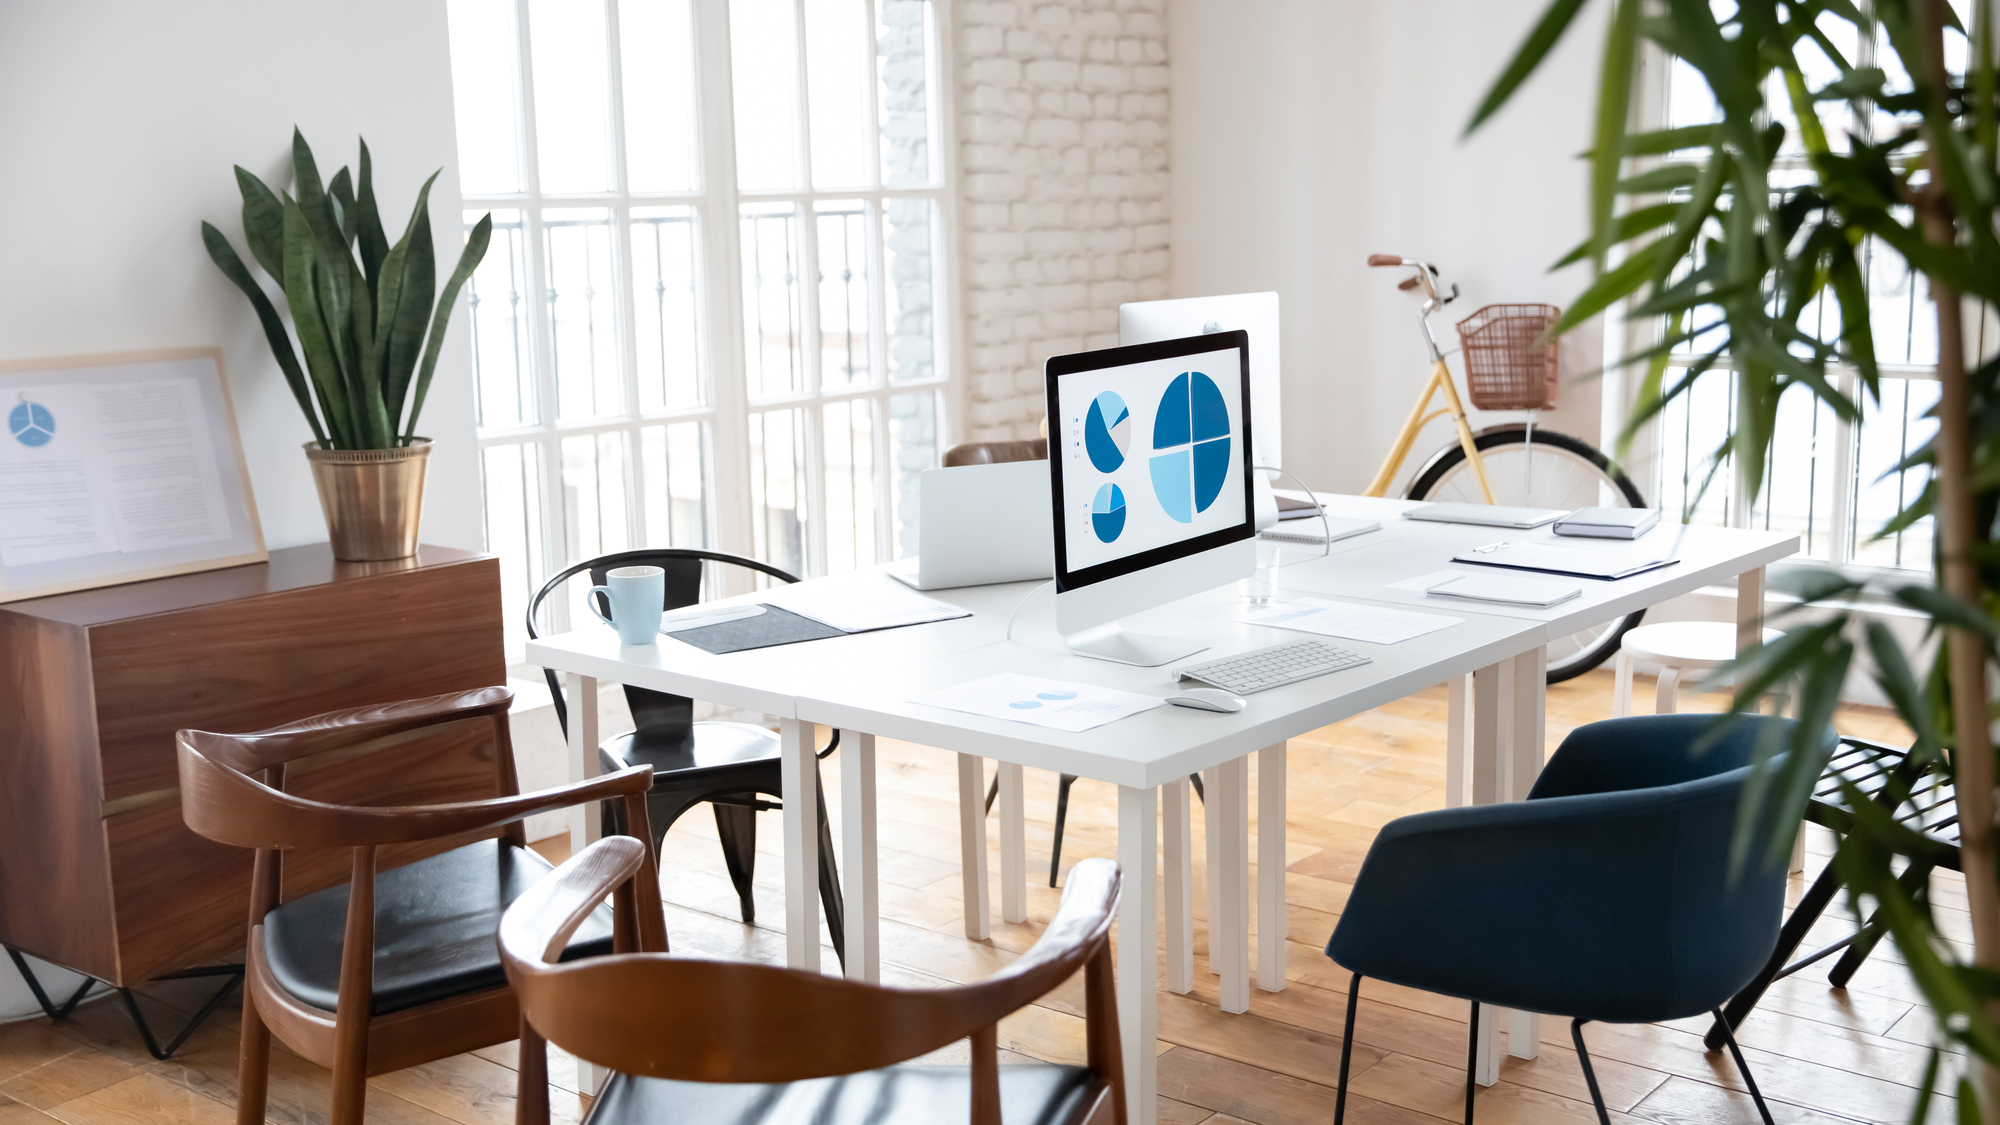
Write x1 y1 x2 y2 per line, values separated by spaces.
176 686 668 1125
501 841 1126 1125
942 438 1048 466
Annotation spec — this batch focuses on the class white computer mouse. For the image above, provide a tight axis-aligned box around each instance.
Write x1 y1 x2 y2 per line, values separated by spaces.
1167 688 1247 713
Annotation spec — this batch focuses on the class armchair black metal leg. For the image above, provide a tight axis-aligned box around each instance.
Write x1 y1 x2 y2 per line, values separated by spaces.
713 802 760 926
6 947 94 1020
1576 1016 1608 1120
1189 772 1204 803
1710 1007 1777 1125
1334 973 1361 1125
1706 858 1844 1050
117 966 244 1060
814 780 846 970
1464 1001 1481 1125
1049 774 1079 887
1829 862 1930 988
984 772 999 815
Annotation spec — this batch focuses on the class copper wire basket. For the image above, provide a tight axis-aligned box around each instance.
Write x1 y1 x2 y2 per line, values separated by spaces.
1455 304 1560 411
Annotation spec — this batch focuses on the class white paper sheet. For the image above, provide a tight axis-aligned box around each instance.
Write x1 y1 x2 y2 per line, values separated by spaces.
1236 598 1461 644
1386 568 1469 592
760 582 970 633
911 673 1165 732
1425 571 1582 607
0 385 118 567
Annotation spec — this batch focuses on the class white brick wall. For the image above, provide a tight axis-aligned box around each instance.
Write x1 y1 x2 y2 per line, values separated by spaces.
954 0 1171 441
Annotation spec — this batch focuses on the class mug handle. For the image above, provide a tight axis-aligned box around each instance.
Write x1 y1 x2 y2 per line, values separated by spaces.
587 585 617 628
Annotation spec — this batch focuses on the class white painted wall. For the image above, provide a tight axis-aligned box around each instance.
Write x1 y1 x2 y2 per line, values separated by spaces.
1168 0 1612 496
0 0 477 1021
0 0 483 555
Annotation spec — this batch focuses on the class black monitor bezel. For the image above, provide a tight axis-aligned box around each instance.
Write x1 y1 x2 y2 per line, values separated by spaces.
1045 331 1255 594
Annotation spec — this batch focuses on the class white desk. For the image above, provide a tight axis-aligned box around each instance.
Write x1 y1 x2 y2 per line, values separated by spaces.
528 502 1796 1124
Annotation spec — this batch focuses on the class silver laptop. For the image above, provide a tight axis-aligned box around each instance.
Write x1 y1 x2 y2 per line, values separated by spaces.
1403 502 1569 530
887 461 1055 590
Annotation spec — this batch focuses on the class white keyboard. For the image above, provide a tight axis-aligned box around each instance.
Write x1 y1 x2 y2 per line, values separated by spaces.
1175 639 1371 695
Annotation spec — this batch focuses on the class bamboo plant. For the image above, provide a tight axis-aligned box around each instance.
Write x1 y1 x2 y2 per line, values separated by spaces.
202 129 492 449
1473 0 2000 1114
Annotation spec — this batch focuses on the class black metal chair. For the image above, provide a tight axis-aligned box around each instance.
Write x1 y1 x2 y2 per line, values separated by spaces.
1705 735 1958 1050
528 548 845 968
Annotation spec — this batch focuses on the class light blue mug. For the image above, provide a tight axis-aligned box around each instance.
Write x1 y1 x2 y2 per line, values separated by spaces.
588 565 665 646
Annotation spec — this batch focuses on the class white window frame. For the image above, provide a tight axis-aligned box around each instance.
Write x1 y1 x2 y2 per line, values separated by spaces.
459 0 962 659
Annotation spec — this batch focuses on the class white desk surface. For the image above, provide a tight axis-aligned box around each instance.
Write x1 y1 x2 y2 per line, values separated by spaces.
524 567 1045 717
794 581 1546 790
1262 492 1799 636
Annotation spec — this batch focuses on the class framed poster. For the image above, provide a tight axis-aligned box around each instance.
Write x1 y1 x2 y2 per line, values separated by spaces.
0 348 266 603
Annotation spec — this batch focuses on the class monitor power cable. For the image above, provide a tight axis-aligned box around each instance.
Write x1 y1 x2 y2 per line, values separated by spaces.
1006 579 1056 643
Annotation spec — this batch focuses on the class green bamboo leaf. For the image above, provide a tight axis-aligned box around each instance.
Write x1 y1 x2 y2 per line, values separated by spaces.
1894 585 1999 642
1902 1047 1938 1125
356 138 391 300
403 212 492 444
1614 165 1702 194
281 196 354 448
1589 0 1642 269
1551 203 1682 268
378 172 440 425
200 221 327 446
1865 620 1944 763
1547 238 1670 334
1467 0 1592 134
233 167 286 281
1580 123 1718 159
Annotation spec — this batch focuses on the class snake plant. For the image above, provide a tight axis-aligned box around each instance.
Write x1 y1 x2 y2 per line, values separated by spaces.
202 129 492 449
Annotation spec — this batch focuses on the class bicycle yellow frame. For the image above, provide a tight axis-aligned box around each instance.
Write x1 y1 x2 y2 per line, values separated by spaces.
1362 356 1496 503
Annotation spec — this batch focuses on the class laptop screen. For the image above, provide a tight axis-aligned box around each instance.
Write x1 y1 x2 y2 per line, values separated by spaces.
1045 331 1255 590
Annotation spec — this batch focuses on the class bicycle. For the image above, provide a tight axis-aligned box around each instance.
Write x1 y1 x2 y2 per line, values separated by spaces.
1360 253 1647 682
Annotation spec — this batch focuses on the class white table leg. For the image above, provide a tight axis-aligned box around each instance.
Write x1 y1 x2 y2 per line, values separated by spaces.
1203 767 1220 977
780 718 821 973
1502 648 1549 1058
562 672 604 1094
1445 672 1471 808
1117 785 1159 1125
1164 776 1193 993
957 754 991 941
1473 1001 1500 1086
1737 564 1767 652
840 731 879 983
563 672 602 859
1213 756 1250 1014
1257 742 1287 993
1509 1008 1541 1062
998 762 1027 923
1470 663 1502 806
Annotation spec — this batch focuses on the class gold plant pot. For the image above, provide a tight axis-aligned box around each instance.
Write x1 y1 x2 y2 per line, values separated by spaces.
304 440 431 561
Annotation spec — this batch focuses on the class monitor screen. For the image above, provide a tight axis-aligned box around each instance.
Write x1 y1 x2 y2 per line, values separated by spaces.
1046 331 1254 591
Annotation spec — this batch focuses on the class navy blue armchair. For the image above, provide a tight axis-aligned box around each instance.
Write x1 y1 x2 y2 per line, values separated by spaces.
1325 714 1817 1125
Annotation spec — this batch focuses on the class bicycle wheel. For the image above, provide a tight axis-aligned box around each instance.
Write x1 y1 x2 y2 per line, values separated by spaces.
1405 426 1648 683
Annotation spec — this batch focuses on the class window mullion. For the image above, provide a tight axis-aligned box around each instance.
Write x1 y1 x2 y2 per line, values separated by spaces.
1829 366 1859 568
602 0 648 548
513 0 570 629
697 0 755 582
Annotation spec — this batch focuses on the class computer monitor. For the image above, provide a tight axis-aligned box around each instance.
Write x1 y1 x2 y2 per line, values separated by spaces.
1045 332 1258 666
1119 292 1281 469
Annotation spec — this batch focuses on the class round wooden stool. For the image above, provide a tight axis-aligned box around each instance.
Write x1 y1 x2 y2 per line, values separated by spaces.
1612 621 1785 717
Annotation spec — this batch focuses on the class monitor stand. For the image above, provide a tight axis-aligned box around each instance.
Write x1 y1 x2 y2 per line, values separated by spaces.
1061 621 1208 668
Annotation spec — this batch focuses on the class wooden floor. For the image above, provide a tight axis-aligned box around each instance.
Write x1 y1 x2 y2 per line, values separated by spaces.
0 669 1960 1125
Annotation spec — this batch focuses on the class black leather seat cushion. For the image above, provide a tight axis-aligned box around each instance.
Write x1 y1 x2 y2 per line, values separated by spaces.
588 1065 1099 1125
263 838 615 1016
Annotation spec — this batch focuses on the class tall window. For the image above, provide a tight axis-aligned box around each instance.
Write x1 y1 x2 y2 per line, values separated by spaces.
1635 22 1990 577
447 0 952 659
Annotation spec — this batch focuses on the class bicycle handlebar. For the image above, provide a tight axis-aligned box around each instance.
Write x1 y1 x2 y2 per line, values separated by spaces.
1366 254 1404 267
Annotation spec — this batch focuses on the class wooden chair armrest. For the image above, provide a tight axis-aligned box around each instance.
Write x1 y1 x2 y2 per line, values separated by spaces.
179 744 654 848
501 836 649 968
180 686 515 773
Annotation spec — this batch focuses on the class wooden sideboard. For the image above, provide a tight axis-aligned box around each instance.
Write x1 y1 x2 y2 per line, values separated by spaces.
0 544 508 987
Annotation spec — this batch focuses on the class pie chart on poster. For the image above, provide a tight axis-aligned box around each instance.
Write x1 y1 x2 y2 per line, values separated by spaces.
1084 391 1131 472
9 400 54 448
1090 483 1127 543
1149 371 1231 523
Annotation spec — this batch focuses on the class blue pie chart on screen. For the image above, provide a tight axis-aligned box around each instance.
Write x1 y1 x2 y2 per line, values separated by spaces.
1149 371 1231 523
1090 483 1127 543
1084 391 1131 472
9 400 54 448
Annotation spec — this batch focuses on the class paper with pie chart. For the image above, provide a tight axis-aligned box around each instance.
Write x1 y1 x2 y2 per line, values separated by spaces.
0 378 232 567
1057 345 1247 572
911 672 1167 732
